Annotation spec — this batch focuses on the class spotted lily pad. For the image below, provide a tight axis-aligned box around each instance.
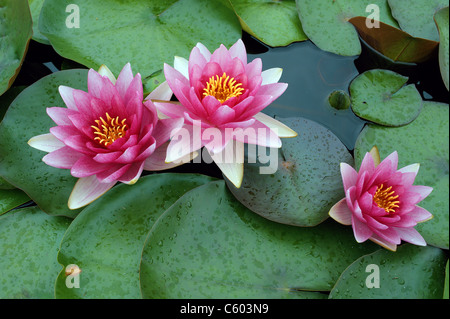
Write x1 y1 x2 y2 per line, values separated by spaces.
39 0 241 78
388 0 447 41
295 0 398 56
226 117 353 227
0 207 71 298
354 101 449 249
140 180 377 298
329 244 448 299
0 189 30 216
0 0 33 95
54 173 215 298
0 69 88 217
435 6 449 91
350 69 423 127
228 0 308 47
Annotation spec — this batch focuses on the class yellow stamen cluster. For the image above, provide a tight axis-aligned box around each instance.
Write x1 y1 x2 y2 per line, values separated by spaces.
373 184 400 213
203 72 244 103
91 112 128 147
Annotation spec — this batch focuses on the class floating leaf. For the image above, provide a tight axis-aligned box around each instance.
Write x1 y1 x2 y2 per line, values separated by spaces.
328 90 351 110
329 245 448 299
39 0 241 78
435 6 449 91
54 173 215 298
0 207 71 298
0 189 30 216
226 117 353 227
228 0 307 47
0 69 88 217
355 101 449 249
388 0 447 41
350 69 423 127
295 0 398 56
0 0 33 95
349 16 439 63
140 180 377 298
28 0 49 44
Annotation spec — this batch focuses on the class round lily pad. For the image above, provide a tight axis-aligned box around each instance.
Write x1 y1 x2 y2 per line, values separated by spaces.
0 0 33 95
329 244 448 299
435 6 449 91
350 69 423 127
226 117 354 227
295 0 399 56
140 180 377 298
39 0 241 78
354 101 449 249
54 173 215 299
388 0 448 41
0 69 88 217
0 207 71 298
229 0 308 47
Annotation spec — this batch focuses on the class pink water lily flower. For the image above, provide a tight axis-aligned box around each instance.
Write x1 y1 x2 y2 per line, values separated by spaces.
153 39 297 187
28 63 184 209
329 147 433 251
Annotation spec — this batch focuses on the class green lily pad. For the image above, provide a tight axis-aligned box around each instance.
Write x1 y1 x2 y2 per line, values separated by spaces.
295 0 398 56
435 6 449 91
0 207 71 298
28 0 49 44
54 173 215 299
329 244 448 299
388 0 447 41
0 69 88 218
228 0 307 47
140 180 377 298
350 69 423 127
354 101 449 249
226 117 353 227
39 0 241 78
0 0 33 95
0 86 25 190
0 188 30 216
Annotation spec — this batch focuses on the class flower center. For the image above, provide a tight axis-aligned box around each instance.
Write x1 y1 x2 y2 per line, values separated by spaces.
203 72 244 103
373 184 400 213
91 112 128 147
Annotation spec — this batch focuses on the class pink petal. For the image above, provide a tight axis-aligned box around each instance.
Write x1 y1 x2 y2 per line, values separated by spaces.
245 58 262 80
115 62 134 100
165 125 203 163
189 46 208 76
329 198 352 225
70 155 108 178
208 105 236 126
58 86 78 110
92 151 122 163
394 227 427 246
152 117 184 149
407 205 433 223
228 38 247 64
352 216 373 243
28 133 65 152
47 107 78 126
87 68 105 99
368 234 398 251
154 101 187 119
118 162 145 184
43 146 83 169
195 42 212 61
340 162 358 192
210 44 233 72
144 142 196 171
96 163 130 183
233 119 282 148
408 185 433 202
68 175 116 209
201 95 222 116
372 226 401 245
